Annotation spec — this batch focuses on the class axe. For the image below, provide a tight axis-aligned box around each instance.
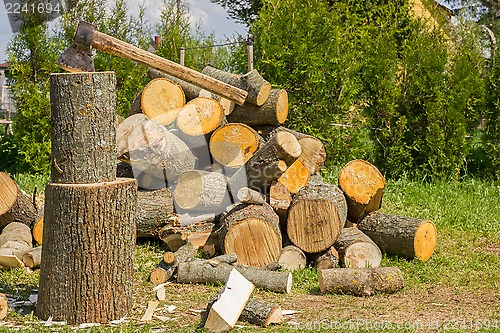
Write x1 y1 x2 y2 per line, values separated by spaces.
57 21 248 105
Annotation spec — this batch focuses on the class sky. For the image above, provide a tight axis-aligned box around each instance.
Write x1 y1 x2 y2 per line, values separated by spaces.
0 0 247 63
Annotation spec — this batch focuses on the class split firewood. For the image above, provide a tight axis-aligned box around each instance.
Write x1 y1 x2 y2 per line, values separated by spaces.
245 130 301 192
0 222 33 268
140 300 159 322
227 89 288 126
0 172 37 230
310 246 340 270
218 204 281 267
159 218 218 253
338 159 386 223
278 245 306 271
0 293 7 319
269 181 292 222
240 298 283 327
277 159 310 194
32 206 44 245
117 118 197 184
333 227 382 268
130 78 186 120
318 267 404 296
357 211 437 261
287 182 347 253
209 123 261 169
148 68 235 115
22 246 42 268
204 268 254 333
136 188 174 239
149 242 196 285
177 260 292 293
236 187 266 205
176 97 225 137
173 170 231 213
202 66 271 106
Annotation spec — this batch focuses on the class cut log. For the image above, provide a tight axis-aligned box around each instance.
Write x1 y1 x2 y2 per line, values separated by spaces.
333 227 382 268
202 66 271 106
0 293 7 320
240 298 283 327
245 131 300 192
204 268 254 333
49 72 116 184
22 246 42 268
209 123 261 169
338 159 386 223
117 118 197 184
236 187 266 205
310 246 340 270
199 89 235 116
173 170 230 213
177 260 292 293
116 114 148 160
227 89 288 126
269 181 292 222
159 218 218 253
0 172 37 230
318 267 404 296
136 188 174 239
278 245 306 271
36 179 137 324
277 159 310 194
357 211 437 261
0 222 32 268
287 183 347 253
149 242 196 285
130 77 186 120
119 163 168 191
218 204 281 267
32 213 44 245
176 97 224 136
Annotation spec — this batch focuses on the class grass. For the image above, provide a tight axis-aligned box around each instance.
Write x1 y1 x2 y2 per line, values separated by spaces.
0 172 499 332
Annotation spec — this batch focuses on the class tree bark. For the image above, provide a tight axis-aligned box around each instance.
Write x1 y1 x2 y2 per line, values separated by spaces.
0 172 36 231
159 218 218 254
36 178 137 324
287 183 347 253
357 211 437 261
218 204 281 267
318 267 404 296
240 298 283 327
176 97 225 136
202 66 271 106
130 77 186 120
333 227 382 268
209 123 261 169
136 188 175 238
227 89 288 126
49 72 117 184
338 159 386 223
278 245 306 271
177 260 292 293
149 242 196 285
236 187 266 205
310 246 339 270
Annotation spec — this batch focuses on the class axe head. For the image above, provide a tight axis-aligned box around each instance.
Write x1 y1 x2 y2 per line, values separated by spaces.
56 21 97 72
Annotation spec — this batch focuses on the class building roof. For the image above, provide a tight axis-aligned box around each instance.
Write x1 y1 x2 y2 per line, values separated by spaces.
0 62 9 69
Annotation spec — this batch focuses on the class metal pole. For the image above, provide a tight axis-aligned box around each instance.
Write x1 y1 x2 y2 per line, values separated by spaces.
247 34 254 72
180 47 185 66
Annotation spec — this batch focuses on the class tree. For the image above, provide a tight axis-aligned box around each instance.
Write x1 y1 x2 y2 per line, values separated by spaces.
209 0 262 25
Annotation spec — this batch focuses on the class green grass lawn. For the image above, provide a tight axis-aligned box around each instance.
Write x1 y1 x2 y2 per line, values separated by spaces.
0 172 499 332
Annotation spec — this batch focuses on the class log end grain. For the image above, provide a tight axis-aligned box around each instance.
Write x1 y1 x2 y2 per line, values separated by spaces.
343 242 382 268
278 159 310 194
278 245 306 271
177 97 224 136
414 221 437 261
32 215 44 245
256 81 272 106
275 90 288 124
134 78 186 118
210 123 260 168
0 172 17 216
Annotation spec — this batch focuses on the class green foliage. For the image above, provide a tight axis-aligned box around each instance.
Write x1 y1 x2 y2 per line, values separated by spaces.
484 44 500 180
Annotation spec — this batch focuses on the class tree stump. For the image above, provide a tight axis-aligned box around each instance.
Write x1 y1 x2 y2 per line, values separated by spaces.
49 72 117 183
36 179 137 324
136 188 174 238
338 159 386 223
357 211 437 261
333 227 382 268
0 172 36 230
287 183 347 253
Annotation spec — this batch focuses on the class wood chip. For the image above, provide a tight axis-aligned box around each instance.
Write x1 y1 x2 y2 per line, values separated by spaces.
140 301 159 322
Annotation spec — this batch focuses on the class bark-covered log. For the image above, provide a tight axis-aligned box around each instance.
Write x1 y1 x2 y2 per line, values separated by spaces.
310 246 339 270
277 159 310 194
36 179 137 324
130 77 186 121
117 162 167 190
136 188 175 238
159 218 218 254
149 242 196 285
333 227 382 268
202 66 271 106
240 298 283 327
49 72 117 184
278 245 306 271
0 172 36 230
236 187 266 205
227 89 288 126
287 183 347 253
0 222 32 268
209 123 261 169
318 267 404 296
177 260 292 293
117 118 197 184
219 204 281 267
173 170 231 213
357 211 437 261
269 181 292 222
176 97 225 136
22 246 42 269
338 159 386 223
116 114 148 160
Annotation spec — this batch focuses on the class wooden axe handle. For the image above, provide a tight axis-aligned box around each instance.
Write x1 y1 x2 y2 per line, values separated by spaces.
91 30 248 106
